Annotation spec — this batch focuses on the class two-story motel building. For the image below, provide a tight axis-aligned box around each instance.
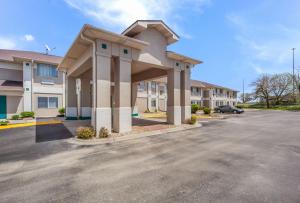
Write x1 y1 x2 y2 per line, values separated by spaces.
0 20 237 134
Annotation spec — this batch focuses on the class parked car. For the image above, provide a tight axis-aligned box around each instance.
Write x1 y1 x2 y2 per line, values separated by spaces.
214 105 244 114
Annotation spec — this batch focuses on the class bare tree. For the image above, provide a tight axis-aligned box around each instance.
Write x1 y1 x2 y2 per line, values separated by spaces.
251 74 272 108
269 73 293 104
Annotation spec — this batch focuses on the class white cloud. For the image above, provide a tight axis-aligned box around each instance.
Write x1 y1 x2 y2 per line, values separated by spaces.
227 13 300 74
0 37 17 49
23 34 34 41
64 0 211 36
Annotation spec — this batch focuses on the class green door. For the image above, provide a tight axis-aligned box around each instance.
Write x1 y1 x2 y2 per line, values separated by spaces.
0 96 7 119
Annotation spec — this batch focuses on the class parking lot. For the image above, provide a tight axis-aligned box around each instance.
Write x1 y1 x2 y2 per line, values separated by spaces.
0 110 300 202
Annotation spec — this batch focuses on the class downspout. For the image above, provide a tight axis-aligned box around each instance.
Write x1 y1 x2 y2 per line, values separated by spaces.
31 59 34 112
80 32 97 129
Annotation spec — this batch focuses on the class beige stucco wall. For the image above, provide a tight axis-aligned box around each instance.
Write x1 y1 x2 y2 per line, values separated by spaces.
79 68 92 107
33 93 63 117
136 97 148 113
6 96 23 118
132 28 172 68
159 98 167 111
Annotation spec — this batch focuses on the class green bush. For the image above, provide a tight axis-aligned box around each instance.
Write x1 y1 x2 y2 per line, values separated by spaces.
76 127 95 139
20 111 35 118
99 127 110 138
0 120 9 126
203 107 211 114
58 108 65 115
187 115 197 125
191 104 200 114
11 115 20 120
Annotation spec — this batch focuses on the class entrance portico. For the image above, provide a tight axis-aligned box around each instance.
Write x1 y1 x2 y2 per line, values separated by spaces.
59 21 201 134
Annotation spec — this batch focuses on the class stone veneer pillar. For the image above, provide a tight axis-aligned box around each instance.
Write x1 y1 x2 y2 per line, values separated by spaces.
167 68 181 125
113 57 132 133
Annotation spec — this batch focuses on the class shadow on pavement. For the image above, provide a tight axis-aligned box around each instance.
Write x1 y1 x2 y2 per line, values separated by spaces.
35 123 73 143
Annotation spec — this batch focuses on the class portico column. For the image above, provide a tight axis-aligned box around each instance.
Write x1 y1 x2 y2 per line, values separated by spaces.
167 68 181 125
95 53 112 133
65 76 77 119
180 66 191 123
113 57 132 133
131 82 138 115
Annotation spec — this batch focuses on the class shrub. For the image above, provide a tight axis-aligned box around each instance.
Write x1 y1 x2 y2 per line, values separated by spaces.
203 107 211 114
187 115 197 125
11 115 20 120
20 111 34 118
58 108 65 115
144 109 151 113
191 104 200 114
99 127 110 138
76 127 95 139
0 120 9 126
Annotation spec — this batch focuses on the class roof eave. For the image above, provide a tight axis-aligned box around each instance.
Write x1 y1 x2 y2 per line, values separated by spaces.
59 24 149 70
167 51 203 65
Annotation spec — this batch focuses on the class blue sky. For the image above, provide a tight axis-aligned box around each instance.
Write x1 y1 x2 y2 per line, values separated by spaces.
1 0 299 93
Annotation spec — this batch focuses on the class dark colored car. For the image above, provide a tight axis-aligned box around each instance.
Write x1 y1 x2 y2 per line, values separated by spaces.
214 105 244 114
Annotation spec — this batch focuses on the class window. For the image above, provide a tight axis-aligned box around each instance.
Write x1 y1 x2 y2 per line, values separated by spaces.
191 87 201 96
37 64 58 77
159 85 165 95
191 100 201 105
38 97 48 108
38 97 58 108
151 82 156 95
138 81 146 92
151 99 156 107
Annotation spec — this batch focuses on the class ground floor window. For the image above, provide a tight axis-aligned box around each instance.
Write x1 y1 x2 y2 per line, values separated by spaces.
151 99 156 108
191 100 201 105
38 97 58 108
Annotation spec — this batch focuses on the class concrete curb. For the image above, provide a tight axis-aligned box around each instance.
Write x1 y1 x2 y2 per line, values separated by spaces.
67 123 202 146
0 120 62 130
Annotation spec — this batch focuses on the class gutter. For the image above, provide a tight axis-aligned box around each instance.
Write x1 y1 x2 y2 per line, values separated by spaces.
80 32 97 129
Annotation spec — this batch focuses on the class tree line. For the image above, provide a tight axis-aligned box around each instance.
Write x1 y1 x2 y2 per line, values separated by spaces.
241 73 300 108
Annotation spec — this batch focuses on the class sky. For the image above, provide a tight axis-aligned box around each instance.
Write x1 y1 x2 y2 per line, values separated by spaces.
0 0 300 93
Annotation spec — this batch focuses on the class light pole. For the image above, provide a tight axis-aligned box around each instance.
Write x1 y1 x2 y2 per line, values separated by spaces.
292 48 296 102
242 79 245 103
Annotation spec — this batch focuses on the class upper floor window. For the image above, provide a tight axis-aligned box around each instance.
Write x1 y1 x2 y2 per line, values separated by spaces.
159 85 165 95
138 81 146 92
151 82 156 95
191 87 200 96
37 63 58 78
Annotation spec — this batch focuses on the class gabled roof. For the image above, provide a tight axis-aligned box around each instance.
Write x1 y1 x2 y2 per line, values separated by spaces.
0 49 62 65
59 24 149 69
122 20 179 45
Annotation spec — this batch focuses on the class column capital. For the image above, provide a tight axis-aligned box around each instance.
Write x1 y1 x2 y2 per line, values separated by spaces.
96 51 111 58
119 56 132 63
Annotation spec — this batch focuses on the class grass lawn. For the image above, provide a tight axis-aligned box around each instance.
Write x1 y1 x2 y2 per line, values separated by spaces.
237 103 300 111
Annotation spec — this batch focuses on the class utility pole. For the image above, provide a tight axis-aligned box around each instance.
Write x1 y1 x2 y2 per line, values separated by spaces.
292 48 296 102
242 79 245 103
